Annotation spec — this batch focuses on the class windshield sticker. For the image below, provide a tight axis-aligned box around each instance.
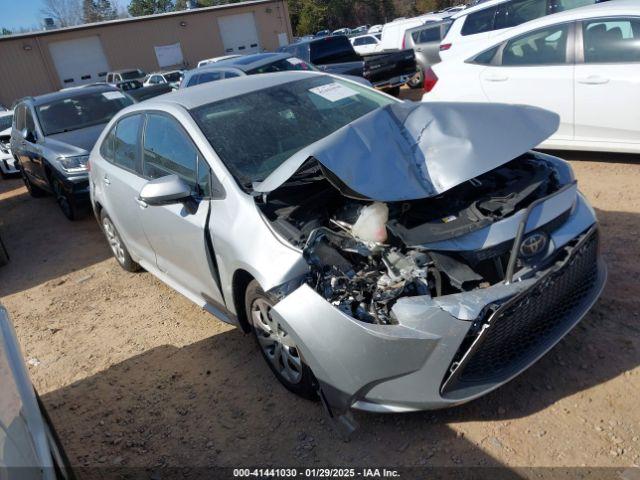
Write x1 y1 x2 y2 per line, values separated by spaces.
309 83 358 102
287 57 305 65
102 91 126 100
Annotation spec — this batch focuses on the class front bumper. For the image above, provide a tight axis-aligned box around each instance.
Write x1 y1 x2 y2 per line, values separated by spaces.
270 195 605 416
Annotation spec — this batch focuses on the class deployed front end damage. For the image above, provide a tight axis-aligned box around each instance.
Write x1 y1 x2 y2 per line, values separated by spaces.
255 102 606 431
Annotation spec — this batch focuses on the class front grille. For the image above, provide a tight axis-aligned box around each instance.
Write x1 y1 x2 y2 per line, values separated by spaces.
442 228 599 396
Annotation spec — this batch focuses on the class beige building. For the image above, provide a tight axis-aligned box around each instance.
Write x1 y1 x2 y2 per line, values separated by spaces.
0 0 293 107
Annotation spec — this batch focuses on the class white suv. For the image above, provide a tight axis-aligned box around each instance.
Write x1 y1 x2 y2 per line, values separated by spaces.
439 0 606 60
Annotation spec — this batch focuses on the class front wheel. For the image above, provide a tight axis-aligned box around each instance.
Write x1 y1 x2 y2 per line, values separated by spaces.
245 280 317 400
100 210 141 272
19 164 47 197
52 177 79 221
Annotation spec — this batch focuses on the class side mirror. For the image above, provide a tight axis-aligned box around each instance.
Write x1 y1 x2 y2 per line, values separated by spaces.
22 128 36 143
139 175 191 206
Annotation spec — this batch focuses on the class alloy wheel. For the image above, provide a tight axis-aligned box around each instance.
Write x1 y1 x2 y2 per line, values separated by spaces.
102 217 126 266
250 298 302 384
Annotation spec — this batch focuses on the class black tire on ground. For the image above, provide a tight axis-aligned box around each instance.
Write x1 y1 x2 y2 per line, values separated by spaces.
408 69 424 89
386 86 401 97
0 235 9 266
99 210 141 272
52 177 80 221
244 280 318 400
19 164 47 198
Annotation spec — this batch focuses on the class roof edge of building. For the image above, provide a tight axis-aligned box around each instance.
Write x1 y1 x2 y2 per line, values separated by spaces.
0 0 280 42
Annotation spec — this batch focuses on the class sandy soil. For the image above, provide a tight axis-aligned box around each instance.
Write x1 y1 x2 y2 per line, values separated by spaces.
0 113 639 473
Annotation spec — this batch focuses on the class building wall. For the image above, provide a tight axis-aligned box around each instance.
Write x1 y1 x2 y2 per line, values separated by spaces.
0 0 292 108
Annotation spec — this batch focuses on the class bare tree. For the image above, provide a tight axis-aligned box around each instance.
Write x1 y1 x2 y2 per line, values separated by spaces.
40 0 83 27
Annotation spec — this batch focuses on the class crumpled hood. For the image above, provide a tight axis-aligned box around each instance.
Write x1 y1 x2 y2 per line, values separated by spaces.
255 102 559 201
42 123 107 157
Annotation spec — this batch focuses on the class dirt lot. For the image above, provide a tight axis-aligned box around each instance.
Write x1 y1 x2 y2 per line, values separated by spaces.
1 99 639 474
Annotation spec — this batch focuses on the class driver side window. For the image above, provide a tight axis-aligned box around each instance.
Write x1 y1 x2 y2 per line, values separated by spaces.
143 114 214 196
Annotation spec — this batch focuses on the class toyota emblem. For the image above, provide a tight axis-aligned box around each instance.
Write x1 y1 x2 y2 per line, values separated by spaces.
520 232 548 258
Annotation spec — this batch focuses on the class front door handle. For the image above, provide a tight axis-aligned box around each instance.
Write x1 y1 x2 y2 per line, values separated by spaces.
135 198 148 209
577 75 609 85
103 176 111 185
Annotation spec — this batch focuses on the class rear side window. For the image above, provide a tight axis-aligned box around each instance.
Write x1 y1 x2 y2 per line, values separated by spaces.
113 114 142 173
461 5 500 36
583 18 640 63
554 0 598 12
502 24 570 65
310 38 360 64
470 45 500 64
494 0 549 30
143 114 198 191
412 26 442 44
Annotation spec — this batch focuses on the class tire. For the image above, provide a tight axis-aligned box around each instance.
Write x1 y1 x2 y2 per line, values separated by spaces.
245 280 317 400
100 210 141 272
52 177 80 221
408 69 424 89
0 235 9 267
19 164 47 198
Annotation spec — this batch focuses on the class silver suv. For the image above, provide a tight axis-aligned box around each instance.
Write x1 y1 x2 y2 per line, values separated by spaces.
89 71 605 431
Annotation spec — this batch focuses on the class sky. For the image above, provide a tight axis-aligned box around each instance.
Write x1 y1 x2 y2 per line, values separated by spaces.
0 0 131 31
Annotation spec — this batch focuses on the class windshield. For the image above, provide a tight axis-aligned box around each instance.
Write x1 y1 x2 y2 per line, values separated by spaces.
0 115 12 131
191 76 394 187
247 57 316 74
37 91 134 136
121 69 144 80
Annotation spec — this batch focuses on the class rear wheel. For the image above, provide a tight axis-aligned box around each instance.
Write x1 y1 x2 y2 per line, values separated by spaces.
100 210 141 272
408 69 424 89
245 280 317 400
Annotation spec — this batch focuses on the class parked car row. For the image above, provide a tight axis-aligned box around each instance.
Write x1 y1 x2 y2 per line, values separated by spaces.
423 0 639 154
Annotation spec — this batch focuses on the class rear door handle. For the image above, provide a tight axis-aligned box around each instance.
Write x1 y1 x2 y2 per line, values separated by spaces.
103 176 111 185
577 75 609 85
135 198 148 209
484 74 509 82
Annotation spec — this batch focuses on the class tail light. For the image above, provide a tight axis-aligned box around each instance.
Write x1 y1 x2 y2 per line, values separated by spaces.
402 35 406 50
440 43 452 51
86 157 91 172
423 67 438 93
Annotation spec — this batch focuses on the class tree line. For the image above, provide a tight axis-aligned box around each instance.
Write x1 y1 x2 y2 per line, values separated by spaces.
2 0 459 36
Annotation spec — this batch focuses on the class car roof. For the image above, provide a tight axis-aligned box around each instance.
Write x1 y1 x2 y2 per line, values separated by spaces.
136 71 327 110
212 52 292 71
465 0 639 55
24 85 122 106
450 0 510 19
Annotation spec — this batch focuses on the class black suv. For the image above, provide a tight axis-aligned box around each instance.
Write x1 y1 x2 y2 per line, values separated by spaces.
10 85 134 220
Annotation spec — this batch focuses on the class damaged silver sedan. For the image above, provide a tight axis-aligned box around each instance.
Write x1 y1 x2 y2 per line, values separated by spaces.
89 71 606 432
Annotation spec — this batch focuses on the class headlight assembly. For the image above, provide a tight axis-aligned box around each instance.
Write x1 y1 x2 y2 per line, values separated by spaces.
58 155 89 173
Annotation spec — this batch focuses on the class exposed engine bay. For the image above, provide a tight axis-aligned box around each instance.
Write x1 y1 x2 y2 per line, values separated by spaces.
258 154 562 325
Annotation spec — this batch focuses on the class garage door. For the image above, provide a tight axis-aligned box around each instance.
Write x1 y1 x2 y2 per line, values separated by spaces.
49 36 110 87
217 13 261 55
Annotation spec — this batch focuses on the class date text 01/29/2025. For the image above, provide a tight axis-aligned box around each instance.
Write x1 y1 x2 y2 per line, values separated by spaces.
232 468 401 478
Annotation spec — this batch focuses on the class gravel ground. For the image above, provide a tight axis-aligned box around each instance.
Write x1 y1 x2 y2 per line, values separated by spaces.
0 97 639 475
